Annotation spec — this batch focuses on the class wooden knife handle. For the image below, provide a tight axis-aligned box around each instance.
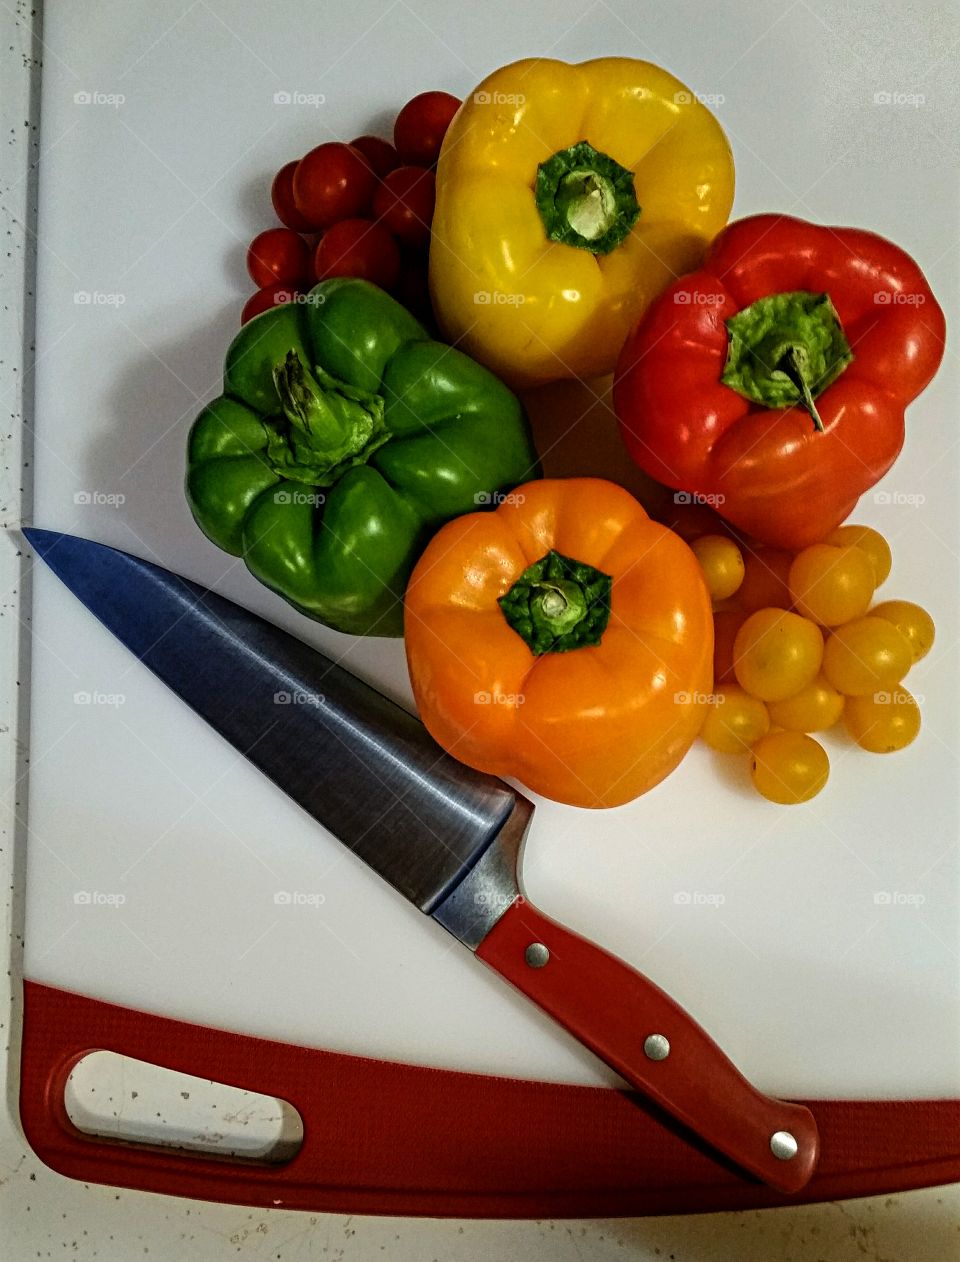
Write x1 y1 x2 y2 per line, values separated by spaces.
475 898 819 1194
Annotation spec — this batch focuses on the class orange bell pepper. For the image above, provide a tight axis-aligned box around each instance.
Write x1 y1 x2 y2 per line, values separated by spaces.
404 478 713 809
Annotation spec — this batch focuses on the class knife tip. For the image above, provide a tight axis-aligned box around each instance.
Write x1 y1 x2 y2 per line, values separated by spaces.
22 526 62 558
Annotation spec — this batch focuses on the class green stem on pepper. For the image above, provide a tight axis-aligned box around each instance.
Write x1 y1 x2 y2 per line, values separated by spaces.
777 347 825 433
498 549 612 656
267 350 390 486
535 140 640 256
721 291 853 432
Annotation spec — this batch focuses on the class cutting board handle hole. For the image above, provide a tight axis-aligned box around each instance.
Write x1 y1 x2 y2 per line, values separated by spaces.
64 1050 303 1164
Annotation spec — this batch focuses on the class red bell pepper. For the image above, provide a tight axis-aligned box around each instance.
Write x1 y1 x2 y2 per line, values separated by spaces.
613 214 946 549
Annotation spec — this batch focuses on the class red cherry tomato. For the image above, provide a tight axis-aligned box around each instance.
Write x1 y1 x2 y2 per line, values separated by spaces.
393 91 461 167
350 135 401 179
241 285 299 325
292 143 376 230
246 228 311 289
313 219 401 290
372 166 436 251
271 161 314 232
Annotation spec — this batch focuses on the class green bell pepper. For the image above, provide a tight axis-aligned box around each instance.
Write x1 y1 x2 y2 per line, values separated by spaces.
186 279 541 636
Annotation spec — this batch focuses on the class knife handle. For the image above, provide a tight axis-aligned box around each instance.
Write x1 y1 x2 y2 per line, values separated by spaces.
475 899 819 1194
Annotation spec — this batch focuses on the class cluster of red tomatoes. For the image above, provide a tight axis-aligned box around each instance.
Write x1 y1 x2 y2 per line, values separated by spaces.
241 91 460 326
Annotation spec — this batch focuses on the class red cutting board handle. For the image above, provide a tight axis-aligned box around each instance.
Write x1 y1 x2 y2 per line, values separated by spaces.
476 899 819 1194
19 982 960 1216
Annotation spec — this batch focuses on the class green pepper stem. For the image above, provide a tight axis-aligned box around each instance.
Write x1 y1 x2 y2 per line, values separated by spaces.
498 550 612 656
275 352 351 451
266 350 389 487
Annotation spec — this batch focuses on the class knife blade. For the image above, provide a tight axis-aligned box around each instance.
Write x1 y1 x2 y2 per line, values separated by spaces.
25 528 819 1192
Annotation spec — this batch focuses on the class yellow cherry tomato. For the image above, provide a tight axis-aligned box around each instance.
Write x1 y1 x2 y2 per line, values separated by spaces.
692 534 745 601
737 546 793 613
870 599 935 663
826 525 892 586
700 686 770 753
822 616 913 697
733 608 824 702
843 687 921 753
750 731 829 804
788 544 875 627
766 675 845 732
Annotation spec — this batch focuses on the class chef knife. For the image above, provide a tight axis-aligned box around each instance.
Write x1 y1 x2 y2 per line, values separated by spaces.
25 528 819 1192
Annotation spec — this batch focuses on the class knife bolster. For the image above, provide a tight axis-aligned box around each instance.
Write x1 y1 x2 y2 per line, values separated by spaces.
431 796 534 950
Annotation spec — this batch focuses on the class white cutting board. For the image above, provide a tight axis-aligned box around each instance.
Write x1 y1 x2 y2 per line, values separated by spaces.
25 0 959 1098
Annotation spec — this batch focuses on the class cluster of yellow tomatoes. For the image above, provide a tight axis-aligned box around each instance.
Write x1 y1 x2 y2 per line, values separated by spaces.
682 517 934 805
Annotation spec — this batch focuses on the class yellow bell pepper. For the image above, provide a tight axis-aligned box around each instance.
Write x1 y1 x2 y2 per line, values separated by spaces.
428 58 735 388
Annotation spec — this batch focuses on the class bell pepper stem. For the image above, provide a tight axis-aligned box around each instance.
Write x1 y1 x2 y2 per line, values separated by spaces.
275 351 352 450
266 350 389 487
778 347 826 433
535 141 640 256
721 291 853 433
499 550 612 656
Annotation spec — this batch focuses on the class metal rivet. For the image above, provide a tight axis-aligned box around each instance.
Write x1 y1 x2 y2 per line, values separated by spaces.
770 1130 798 1161
524 942 550 968
643 1033 671 1061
